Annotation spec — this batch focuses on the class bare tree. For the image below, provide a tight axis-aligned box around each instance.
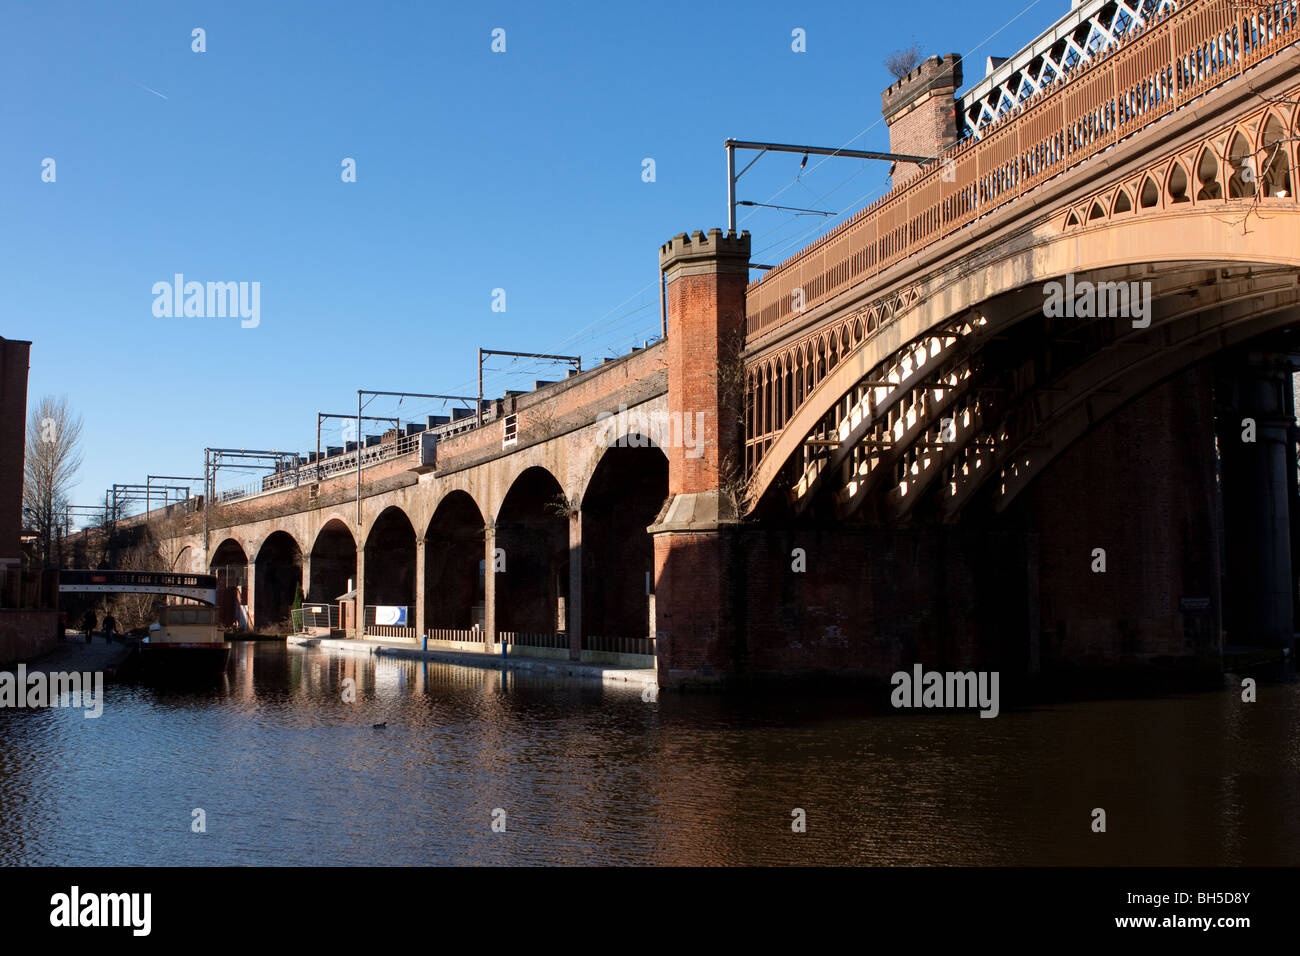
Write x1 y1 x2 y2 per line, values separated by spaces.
21 395 84 568
885 44 924 80
109 528 165 632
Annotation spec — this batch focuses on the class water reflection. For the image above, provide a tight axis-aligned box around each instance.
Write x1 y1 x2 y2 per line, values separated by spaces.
0 643 1296 865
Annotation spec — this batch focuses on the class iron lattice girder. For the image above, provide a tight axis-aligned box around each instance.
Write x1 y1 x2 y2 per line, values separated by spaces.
784 331 972 509
780 289 1052 513
789 266 1300 521
972 275 1300 516
832 376 986 519
929 272 1278 516
960 0 1183 139
930 270 1300 521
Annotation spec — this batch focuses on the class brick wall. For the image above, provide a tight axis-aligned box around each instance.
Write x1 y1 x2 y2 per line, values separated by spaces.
659 229 750 496
435 343 667 475
0 609 59 665
1024 364 1223 667
0 339 30 566
881 54 963 188
658 366 1221 689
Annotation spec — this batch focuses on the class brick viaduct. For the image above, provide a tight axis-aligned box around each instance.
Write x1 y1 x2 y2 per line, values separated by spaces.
124 0 1300 692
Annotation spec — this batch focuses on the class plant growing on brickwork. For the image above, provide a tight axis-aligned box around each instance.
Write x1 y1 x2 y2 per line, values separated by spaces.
531 404 559 441
717 451 751 518
710 327 749 430
884 43 923 81
546 492 578 518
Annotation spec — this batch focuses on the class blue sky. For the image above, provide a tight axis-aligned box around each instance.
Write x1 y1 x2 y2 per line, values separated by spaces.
3 0 1055 520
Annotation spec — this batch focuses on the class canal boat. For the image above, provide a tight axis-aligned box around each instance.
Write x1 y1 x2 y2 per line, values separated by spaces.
139 603 232 682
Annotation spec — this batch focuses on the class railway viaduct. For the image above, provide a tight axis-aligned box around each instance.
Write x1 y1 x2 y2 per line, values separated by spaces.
133 0 1300 690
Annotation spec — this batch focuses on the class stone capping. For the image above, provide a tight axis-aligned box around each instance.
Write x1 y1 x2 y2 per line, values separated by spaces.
648 490 739 534
881 53 963 120
659 228 752 279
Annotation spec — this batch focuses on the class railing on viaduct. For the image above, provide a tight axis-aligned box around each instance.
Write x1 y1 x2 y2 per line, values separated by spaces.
215 431 431 503
744 0 1298 343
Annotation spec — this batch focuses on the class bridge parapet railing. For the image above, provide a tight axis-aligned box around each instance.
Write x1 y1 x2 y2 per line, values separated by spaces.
744 0 1300 341
215 432 430 505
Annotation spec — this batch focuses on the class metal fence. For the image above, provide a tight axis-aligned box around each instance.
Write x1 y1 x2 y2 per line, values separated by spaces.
498 631 569 649
291 604 338 632
425 628 484 644
744 0 1300 340
366 624 417 639
583 634 657 657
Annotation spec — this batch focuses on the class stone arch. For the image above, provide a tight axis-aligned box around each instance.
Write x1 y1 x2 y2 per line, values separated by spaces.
1195 145 1222 201
495 466 569 635
1166 160 1190 204
1228 129 1256 198
173 545 193 572
209 538 249 628
424 491 486 632
1112 188 1133 215
209 537 247 576
580 441 668 645
1139 174 1161 208
1259 112 1293 198
760 361 772 435
779 350 792 408
364 506 416 612
254 530 303 629
308 518 356 604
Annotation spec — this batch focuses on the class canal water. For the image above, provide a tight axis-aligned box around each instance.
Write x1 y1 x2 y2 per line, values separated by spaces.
1 642 1296 866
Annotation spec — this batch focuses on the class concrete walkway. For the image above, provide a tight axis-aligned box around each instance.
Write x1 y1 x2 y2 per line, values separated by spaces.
289 635 658 690
15 633 133 677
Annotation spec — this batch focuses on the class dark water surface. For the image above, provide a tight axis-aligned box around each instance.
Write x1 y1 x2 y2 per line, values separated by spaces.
1 642 1296 865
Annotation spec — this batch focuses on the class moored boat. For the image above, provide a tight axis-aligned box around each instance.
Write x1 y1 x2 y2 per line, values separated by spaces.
139 603 232 682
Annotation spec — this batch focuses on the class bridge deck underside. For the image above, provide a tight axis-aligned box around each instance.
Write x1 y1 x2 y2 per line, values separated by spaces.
743 41 1300 520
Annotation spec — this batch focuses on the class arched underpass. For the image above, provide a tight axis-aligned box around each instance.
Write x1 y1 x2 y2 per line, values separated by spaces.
740 264 1300 683
495 467 569 637
364 507 416 630
254 531 302 631
209 538 248 629
425 492 485 633
581 440 668 651
309 519 356 604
